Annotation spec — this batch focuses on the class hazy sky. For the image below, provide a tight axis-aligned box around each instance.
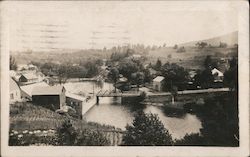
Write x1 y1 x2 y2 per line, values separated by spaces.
3 1 238 51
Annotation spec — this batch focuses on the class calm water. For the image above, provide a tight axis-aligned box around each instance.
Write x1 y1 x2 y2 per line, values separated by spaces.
64 81 202 139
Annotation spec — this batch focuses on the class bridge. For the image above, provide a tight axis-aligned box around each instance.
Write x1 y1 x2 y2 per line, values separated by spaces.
96 88 231 104
147 87 230 96
96 90 141 104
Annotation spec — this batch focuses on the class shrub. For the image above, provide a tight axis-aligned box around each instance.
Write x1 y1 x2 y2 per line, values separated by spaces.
76 129 110 146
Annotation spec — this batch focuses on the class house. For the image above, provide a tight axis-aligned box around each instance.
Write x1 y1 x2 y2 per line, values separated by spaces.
20 82 49 100
65 92 85 119
19 73 39 84
211 68 224 82
188 70 197 80
10 77 21 104
32 85 66 111
153 76 165 91
18 71 45 85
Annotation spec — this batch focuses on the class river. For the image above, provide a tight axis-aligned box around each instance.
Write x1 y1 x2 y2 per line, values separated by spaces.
64 81 202 140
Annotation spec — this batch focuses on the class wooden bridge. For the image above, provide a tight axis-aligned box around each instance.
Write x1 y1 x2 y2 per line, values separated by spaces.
96 90 141 104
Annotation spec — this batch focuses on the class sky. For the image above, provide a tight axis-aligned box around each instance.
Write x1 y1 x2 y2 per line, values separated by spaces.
2 1 238 52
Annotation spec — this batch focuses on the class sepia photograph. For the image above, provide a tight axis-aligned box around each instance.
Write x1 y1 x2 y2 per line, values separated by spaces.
1 1 249 157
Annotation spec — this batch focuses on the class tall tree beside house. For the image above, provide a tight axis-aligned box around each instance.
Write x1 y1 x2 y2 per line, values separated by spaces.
122 111 173 146
118 59 139 80
204 55 218 69
57 65 68 84
224 57 238 91
10 55 17 70
160 63 189 91
108 67 119 93
204 55 213 69
194 56 215 88
131 72 145 91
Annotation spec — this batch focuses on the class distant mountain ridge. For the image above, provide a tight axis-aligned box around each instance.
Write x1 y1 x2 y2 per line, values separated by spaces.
179 31 238 47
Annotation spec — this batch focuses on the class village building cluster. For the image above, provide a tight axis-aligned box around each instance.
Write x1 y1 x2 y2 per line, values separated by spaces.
9 63 85 119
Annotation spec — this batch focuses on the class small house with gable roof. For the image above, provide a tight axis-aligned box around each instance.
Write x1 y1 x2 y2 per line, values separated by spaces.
153 76 165 91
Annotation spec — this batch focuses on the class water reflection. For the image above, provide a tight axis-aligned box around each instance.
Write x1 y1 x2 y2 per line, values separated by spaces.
64 81 202 139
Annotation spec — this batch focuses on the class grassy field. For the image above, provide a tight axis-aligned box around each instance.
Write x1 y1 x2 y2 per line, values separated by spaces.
147 46 238 70
10 102 121 132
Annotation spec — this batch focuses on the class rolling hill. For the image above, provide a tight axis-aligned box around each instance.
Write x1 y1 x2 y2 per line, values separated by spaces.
179 31 238 47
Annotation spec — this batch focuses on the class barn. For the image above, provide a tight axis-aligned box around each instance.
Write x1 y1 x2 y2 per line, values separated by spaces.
32 85 66 111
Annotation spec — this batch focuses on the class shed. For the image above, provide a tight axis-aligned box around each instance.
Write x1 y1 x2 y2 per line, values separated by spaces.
32 85 66 111
153 76 165 91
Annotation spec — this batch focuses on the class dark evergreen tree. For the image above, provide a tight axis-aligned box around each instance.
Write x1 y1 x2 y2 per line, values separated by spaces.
122 112 173 146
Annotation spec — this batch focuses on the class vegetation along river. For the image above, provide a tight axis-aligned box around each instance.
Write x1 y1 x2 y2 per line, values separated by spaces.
64 81 202 139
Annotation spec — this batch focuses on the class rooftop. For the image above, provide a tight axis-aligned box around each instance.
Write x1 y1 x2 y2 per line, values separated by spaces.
212 68 224 77
32 85 65 96
21 82 49 97
153 76 165 82
22 73 38 80
10 77 20 91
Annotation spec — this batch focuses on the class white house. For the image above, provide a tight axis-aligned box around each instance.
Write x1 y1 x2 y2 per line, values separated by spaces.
10 77 21 104
211 68 224 82
153 76 165 91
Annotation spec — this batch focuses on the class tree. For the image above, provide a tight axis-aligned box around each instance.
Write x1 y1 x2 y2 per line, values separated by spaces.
108 68 119 93
176 46 186 53
131 72 145 91
219 42 227 48
195 42 208 49
10 55 17 70
194 69 214 89
204 55 212 69
173 44 178 49
118 59 139 80
161 63 189 91
198 94 239 146
154 59 162 71
122 111 173 146
85 61 99 77
224 57 238 90
56 120 77 146
57 65 68 84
